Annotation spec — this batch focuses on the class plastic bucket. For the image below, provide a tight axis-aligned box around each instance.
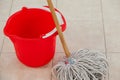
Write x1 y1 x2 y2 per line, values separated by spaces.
3 6 66 67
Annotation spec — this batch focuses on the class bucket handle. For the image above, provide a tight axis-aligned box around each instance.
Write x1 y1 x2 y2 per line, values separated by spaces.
41 7 64 38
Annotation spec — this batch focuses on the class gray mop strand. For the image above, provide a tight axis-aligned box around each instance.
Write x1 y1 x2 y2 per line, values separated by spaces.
52 49 108 80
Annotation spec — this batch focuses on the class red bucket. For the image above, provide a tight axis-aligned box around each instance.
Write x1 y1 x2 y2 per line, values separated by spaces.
4 6 66 67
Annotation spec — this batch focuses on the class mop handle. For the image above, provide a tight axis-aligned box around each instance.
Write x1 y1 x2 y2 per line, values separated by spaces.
47 0 70 58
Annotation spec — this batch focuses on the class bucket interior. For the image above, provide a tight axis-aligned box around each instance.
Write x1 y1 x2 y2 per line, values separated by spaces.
4 8 56 39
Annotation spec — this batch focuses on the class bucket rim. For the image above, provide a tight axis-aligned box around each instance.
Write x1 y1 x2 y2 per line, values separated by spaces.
4 6 66 40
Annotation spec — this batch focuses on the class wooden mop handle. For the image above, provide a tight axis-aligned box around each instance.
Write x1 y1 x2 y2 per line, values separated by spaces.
47 0 70 58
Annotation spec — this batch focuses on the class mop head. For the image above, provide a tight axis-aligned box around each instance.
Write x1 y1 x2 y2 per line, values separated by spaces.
53 49 108 80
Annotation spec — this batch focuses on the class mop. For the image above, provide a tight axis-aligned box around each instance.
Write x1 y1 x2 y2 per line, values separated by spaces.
47 0 108 80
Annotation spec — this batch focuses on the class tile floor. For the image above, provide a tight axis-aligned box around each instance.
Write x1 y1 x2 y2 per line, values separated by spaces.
0 0 120 80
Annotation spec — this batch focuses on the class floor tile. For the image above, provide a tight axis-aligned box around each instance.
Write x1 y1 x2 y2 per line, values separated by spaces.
57 0 102 21
10 0 56 15
56 20 105 53
102 0 120 52
2 37 15 53
107 53 120 80
0 0 12 21
1 21 16 53
52 52 65 66
0 52 52 80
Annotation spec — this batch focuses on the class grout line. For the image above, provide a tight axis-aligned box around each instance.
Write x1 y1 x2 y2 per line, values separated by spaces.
106 52 120 54
51 58 54 67
0 0 14 56
56 0 58 8
51 59 53 80
100 0 107 56
100 0 109 80
100 0 108 58
8 0 14 16
0 37 5 56
51 73 52 80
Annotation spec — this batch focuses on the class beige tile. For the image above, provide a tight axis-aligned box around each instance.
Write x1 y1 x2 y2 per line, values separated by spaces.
0 0 12 21
107 53 120 80
52 52 65 66
56 20 105 53
102 0 120 52
2 37 15 53
57 0 102 20
1 22 15 53
0 52 52 80
52 76 56 80
10 0 56 15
